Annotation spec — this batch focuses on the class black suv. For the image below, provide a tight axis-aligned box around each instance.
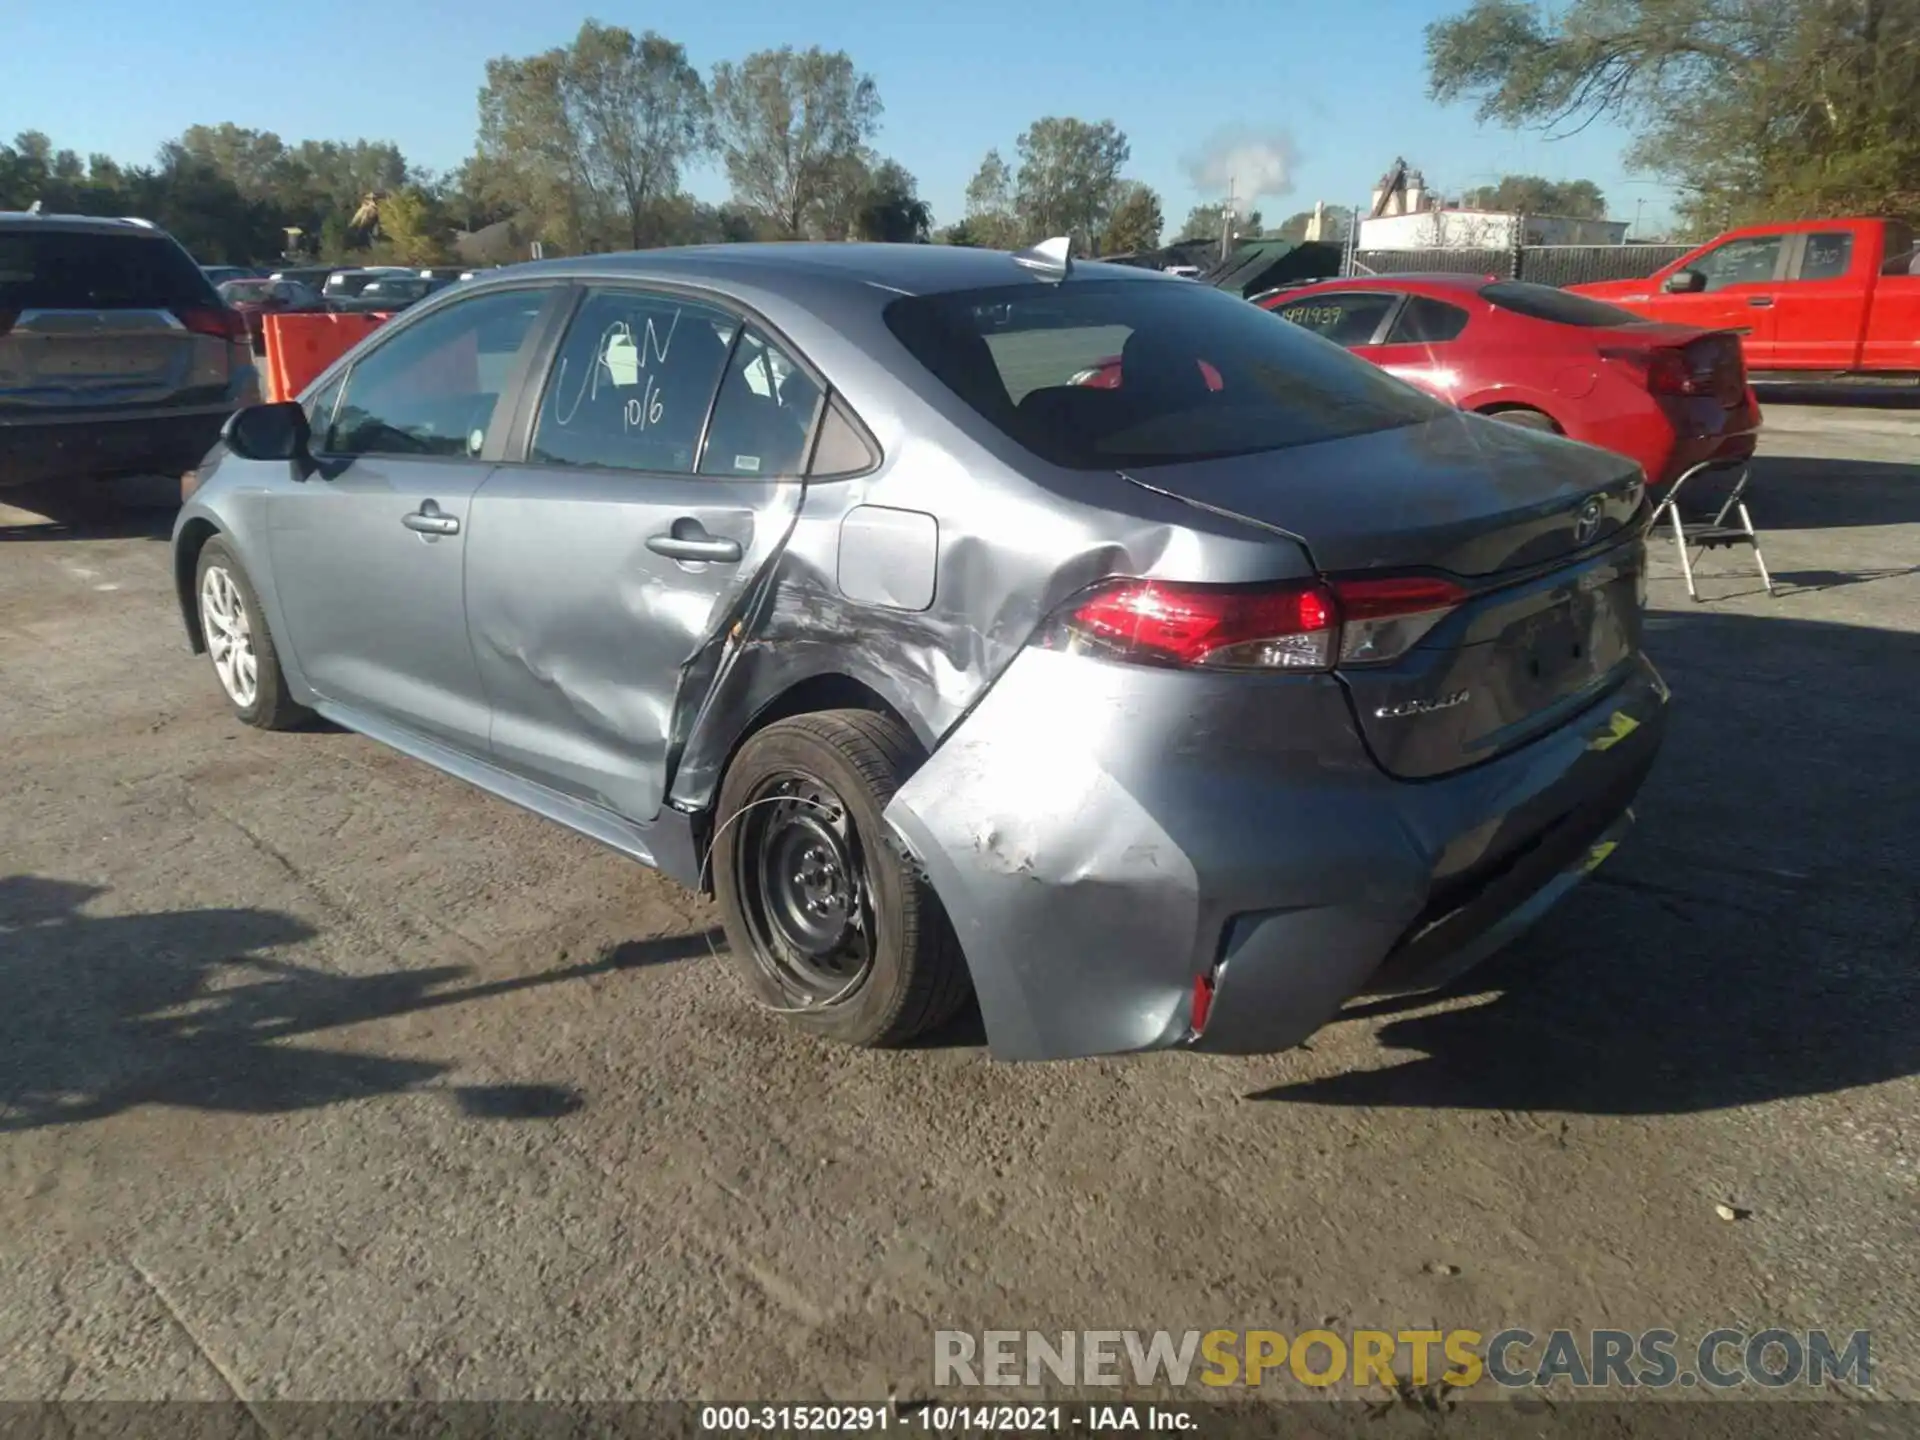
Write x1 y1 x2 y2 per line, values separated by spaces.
1 213 257 496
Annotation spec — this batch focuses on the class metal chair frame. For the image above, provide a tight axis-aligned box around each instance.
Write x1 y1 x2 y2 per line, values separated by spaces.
1649 459 1775 602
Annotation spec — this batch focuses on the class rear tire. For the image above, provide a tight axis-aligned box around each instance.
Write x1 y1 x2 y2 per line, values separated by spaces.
194 538 310 731
712 709 971 1048
1482 406 1562 433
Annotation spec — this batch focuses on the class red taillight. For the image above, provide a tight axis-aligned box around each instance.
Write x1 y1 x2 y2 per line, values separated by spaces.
1033 572 1467 672
176 305 248 343
1607 335 1745 399
1189 970 1216 1037
1035 578 1338 671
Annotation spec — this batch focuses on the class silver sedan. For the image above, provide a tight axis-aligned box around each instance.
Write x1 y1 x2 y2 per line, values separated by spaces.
171 241 1666 1061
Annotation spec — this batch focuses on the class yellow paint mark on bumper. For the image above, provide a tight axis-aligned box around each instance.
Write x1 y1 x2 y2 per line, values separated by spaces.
1582 840 1619 874
1587 711 1641 752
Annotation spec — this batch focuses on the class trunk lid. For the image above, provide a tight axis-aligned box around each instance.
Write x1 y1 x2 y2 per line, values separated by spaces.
1122 411 1649 779
0 308 227 411
0 223 231 415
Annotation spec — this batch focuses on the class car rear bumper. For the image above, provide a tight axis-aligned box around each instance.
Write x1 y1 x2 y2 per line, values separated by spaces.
0 402 241 489
884 647 1669 1061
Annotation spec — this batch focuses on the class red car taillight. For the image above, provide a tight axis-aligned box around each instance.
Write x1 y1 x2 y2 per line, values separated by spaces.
1607 333 1746 400
176 305 249 343
1032 573 1468 672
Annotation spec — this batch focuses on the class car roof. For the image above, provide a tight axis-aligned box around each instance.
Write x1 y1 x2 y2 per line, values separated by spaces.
0 211 171 237
497 242 1168 299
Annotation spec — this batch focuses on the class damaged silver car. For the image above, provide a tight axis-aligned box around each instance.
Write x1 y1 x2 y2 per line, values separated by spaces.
171 240 1668 1062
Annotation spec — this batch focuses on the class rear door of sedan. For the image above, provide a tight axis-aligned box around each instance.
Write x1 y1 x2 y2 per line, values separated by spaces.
464 284 824 823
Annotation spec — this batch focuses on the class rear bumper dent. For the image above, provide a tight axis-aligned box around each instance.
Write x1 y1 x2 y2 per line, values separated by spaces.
886 648 1669 1062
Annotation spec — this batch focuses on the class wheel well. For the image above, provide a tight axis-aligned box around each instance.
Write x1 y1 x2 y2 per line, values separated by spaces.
688 672 920 895
174 518 221 653
1476 402 1563 433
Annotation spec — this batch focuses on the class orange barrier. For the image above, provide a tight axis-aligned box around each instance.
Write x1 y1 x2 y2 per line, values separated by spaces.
261 311 395 403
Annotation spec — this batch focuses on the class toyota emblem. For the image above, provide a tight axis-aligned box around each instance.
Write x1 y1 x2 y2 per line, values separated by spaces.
1574 497 1604 545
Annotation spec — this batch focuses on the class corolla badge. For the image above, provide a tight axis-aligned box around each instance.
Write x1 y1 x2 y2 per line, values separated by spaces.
1374 690 1471 719
1574 496 1605 545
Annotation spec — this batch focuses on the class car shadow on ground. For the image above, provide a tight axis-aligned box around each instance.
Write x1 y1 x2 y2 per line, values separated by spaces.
1252 608 1919 1115
0 874 717 1133
1734 454 1920 530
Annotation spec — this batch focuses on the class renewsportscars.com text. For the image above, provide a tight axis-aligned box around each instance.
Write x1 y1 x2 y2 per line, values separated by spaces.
934 1328 1872 1391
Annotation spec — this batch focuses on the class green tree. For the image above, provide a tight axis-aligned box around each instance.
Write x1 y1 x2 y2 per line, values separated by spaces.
1461 174 1606 218
938 217 988 247
710 46 883 238
475 49 608 253
962 149 1023 248
1012 117 1130 247
1272 204 1352 241
566 22 711 248
1426 0 1920 228
1101 181 1163 254
852 158 932 242
1179 203 1261 243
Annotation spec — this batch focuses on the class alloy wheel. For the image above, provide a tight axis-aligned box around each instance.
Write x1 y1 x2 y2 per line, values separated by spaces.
200 565 258 709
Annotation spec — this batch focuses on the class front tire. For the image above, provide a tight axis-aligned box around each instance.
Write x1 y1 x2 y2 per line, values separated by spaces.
712 709 971 1048
195 538 310 731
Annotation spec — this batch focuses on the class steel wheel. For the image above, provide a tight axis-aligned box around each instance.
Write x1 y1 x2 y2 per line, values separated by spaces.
732 769 875 1003
200 564 258 709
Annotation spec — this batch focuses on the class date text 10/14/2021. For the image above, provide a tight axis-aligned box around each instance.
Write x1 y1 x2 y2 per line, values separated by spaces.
699 1404 1196 1432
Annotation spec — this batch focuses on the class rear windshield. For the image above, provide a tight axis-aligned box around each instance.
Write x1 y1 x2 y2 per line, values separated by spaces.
883 278 1444 470
0 229 215 311
1480 280 1647 328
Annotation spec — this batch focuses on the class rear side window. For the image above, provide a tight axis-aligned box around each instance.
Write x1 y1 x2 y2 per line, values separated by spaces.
1795 233 1853 281
530 288 738 475
884 278 1444 471
1271 292 1397 347
1386 296 1471 344
698 327 823 478
1481 281 1646 328
0 229 214 311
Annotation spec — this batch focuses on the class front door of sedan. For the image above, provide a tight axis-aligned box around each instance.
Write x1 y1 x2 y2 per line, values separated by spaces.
465 286 824 822
265 285 556 754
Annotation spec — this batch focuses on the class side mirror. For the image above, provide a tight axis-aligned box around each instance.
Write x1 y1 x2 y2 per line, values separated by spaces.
222 401 312 466
1662 269 1707 294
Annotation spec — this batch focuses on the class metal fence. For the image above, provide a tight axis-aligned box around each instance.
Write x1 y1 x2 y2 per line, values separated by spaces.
1346 243 1695 288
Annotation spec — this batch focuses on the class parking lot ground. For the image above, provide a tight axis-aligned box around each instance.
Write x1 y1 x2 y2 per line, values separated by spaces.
1 407 1916 1410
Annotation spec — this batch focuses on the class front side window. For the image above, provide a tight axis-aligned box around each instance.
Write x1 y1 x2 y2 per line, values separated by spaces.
697 327 824 478
1271 292 1398 347
530 288 738 475
885 278 1445 471
1693 236 1784 292
1795 233 1853 282
324 287 545 459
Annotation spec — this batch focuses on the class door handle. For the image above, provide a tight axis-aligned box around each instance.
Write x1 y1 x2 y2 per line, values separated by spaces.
1747 295 1775 308
647 523 742 563
403 500 460 536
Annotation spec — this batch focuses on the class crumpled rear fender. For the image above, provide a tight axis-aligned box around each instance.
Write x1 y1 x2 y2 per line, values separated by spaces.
883 643 1422 1062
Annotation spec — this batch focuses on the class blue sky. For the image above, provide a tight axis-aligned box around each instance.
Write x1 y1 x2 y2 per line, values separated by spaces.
1 0 1680 235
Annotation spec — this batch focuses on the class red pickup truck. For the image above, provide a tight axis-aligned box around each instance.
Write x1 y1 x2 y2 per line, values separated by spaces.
1571 218 1919 381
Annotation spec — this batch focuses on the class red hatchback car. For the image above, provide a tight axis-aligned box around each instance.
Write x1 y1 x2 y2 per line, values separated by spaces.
1077 275 1761 487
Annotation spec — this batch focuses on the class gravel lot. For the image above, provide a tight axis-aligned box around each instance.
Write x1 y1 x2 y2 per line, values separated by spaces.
1 406 1915 1412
